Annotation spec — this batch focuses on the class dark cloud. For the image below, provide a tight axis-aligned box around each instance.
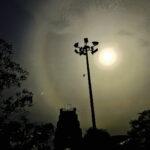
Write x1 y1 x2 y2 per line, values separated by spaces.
117 30 134 37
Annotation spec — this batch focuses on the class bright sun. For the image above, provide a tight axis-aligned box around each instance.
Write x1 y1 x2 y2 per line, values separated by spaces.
99 48 117 66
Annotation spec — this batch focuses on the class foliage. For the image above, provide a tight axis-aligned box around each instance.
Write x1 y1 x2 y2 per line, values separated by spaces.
83 128 113 150
0 38 33 121
0 39 54 150
0 39 28 91
127 110 150 150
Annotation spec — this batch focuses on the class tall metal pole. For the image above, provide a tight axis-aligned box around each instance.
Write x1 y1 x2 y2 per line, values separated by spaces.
74 38 99 129
86 50 96 129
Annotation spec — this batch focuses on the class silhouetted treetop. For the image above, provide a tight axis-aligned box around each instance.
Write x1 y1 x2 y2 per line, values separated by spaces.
0 39 34 149
83 128 112 150
127 110 150 150
0 39 28 91
0 39 54 150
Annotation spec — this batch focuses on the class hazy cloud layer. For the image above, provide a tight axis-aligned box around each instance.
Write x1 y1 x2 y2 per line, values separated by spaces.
5 0 150 134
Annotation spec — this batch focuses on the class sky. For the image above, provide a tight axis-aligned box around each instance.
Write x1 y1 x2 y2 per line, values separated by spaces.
1 0 150 135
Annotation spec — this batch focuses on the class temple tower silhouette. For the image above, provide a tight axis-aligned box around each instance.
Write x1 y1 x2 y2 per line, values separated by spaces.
54 107 82 150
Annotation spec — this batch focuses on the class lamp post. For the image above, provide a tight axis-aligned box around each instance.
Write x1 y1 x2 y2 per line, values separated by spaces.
74 38 99 129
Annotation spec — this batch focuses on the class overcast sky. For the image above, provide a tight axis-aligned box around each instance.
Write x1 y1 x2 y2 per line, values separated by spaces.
1 0 150 135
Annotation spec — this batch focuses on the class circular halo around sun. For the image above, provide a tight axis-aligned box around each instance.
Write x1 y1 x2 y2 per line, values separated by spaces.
99 48 117 66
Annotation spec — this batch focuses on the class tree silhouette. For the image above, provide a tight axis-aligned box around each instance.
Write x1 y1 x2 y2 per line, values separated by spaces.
83 128 114 150
9 118 54 150
0 39 54 149
126 110 150 150
0 38 33 149
0 38 33 117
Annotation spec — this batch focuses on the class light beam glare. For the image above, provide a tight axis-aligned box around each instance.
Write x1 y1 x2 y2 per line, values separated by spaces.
99 48 117 66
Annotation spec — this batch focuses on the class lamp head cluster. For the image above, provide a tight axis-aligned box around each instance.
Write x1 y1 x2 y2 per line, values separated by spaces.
74 38 99 56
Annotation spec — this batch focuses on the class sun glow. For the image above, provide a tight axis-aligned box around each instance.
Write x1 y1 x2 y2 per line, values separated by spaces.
99 48 117 66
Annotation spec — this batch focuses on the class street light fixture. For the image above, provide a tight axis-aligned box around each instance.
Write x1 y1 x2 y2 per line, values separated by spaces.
74 38 99 129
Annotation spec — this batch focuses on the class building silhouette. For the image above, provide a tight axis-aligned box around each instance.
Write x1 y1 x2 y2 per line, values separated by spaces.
54 107 82 150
